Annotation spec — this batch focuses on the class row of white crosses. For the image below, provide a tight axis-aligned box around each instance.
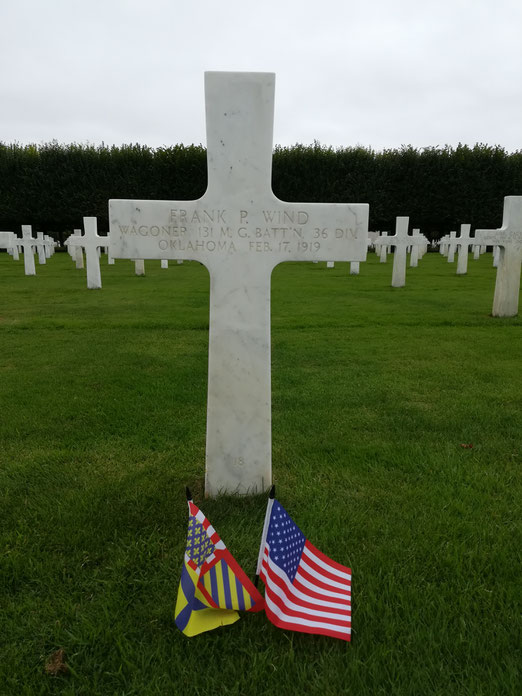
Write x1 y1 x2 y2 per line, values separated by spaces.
435 201 521 317
439 227 492 269
439 224 475 274
0 226 56 275
63 222 185 284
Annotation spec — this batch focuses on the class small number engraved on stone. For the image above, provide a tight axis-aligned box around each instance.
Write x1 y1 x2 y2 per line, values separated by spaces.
313 228 329 239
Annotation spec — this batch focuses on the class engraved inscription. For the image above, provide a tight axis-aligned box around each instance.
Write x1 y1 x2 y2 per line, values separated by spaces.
116 207 361 255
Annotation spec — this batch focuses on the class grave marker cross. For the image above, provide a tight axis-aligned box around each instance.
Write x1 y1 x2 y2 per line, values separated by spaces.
447 230 458 262
69 217 106 288
35 232 47 265
384 217 424 287
109 71 369 497
19 225 37 276
455 223 474 275
475 196 522 317
66 229 85 269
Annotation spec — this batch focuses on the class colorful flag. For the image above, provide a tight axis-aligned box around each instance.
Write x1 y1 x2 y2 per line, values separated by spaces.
257 498 352 641
175 499 264 637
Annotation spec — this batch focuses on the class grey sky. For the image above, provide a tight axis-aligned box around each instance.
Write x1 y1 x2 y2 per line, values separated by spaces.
1 0 521 152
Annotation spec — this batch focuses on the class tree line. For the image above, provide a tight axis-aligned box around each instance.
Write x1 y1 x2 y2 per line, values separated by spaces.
0 141 520 243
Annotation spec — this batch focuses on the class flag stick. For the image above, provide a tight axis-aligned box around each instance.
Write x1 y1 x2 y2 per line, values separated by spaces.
254 485 275 586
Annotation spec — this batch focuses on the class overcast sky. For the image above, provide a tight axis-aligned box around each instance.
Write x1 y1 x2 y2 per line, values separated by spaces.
1 0 521 152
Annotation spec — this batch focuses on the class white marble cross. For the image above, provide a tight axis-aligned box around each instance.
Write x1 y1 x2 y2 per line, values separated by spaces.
44 235 53 259
409 228 426 267
438 235 448 255
455 223 474 275
377 232 389 262
385 217 424 287
447 230 458 262
475 196 522 317
109 71 369 497
66 229 85 269
36 232 47 265
68 217 105 288
19 225 37 276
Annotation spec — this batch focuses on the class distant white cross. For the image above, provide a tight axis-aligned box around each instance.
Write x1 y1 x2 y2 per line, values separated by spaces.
446 230 458 262
475 196 522 317
68 217 106 288
19 225 37 276
36 232 47 265
66 229 85 269
376 232 389 262
384 217 425 287
410 228 427 267
455 224 474 275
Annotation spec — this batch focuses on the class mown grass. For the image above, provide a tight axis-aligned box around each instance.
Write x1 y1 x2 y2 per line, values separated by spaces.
0 251 520 696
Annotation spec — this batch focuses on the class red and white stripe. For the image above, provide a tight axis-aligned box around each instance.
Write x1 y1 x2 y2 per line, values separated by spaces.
260 540 351 641
188 501 226 551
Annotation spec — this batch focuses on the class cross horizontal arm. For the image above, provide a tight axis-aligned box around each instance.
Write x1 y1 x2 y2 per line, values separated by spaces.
110 198 368 268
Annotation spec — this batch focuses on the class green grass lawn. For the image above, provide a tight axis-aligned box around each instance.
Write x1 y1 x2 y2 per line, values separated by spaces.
1 251 520 695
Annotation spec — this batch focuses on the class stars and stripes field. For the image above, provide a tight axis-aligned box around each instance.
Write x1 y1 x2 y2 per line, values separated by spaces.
1 252 520 695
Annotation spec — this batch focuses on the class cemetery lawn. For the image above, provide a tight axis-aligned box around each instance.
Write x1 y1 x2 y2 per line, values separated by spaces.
1 251 520 696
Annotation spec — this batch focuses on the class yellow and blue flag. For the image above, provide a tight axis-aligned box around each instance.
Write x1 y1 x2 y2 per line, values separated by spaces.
175 499 264 636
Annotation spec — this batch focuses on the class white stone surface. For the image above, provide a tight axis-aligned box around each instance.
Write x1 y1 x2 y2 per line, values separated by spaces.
44 235 54 258
388 218 409 287
493 245 500 267
475 196 522 317
472 245 481 260
456 224 473 275
385 218 425 287
109 71 369 497
12 238 20 260
377 232 388 262
135 259 145 275
326 261 335 268
108 254 115 265
20 225 36 276
410 228 422 267
447 231 457 262
0 231 17 258
36 232 47 264
161 259 169 269
67 218 105 289
350 261 360 275
70 229 85 269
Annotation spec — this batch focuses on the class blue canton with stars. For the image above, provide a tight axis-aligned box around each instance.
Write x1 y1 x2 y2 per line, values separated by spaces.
266 501 306 582
185 515 214 567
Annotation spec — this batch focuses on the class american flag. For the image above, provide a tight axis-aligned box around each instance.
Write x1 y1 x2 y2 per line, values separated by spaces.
258 499 352 641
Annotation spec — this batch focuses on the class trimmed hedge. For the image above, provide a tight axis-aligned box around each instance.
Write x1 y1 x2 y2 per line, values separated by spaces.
0 141 520 242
